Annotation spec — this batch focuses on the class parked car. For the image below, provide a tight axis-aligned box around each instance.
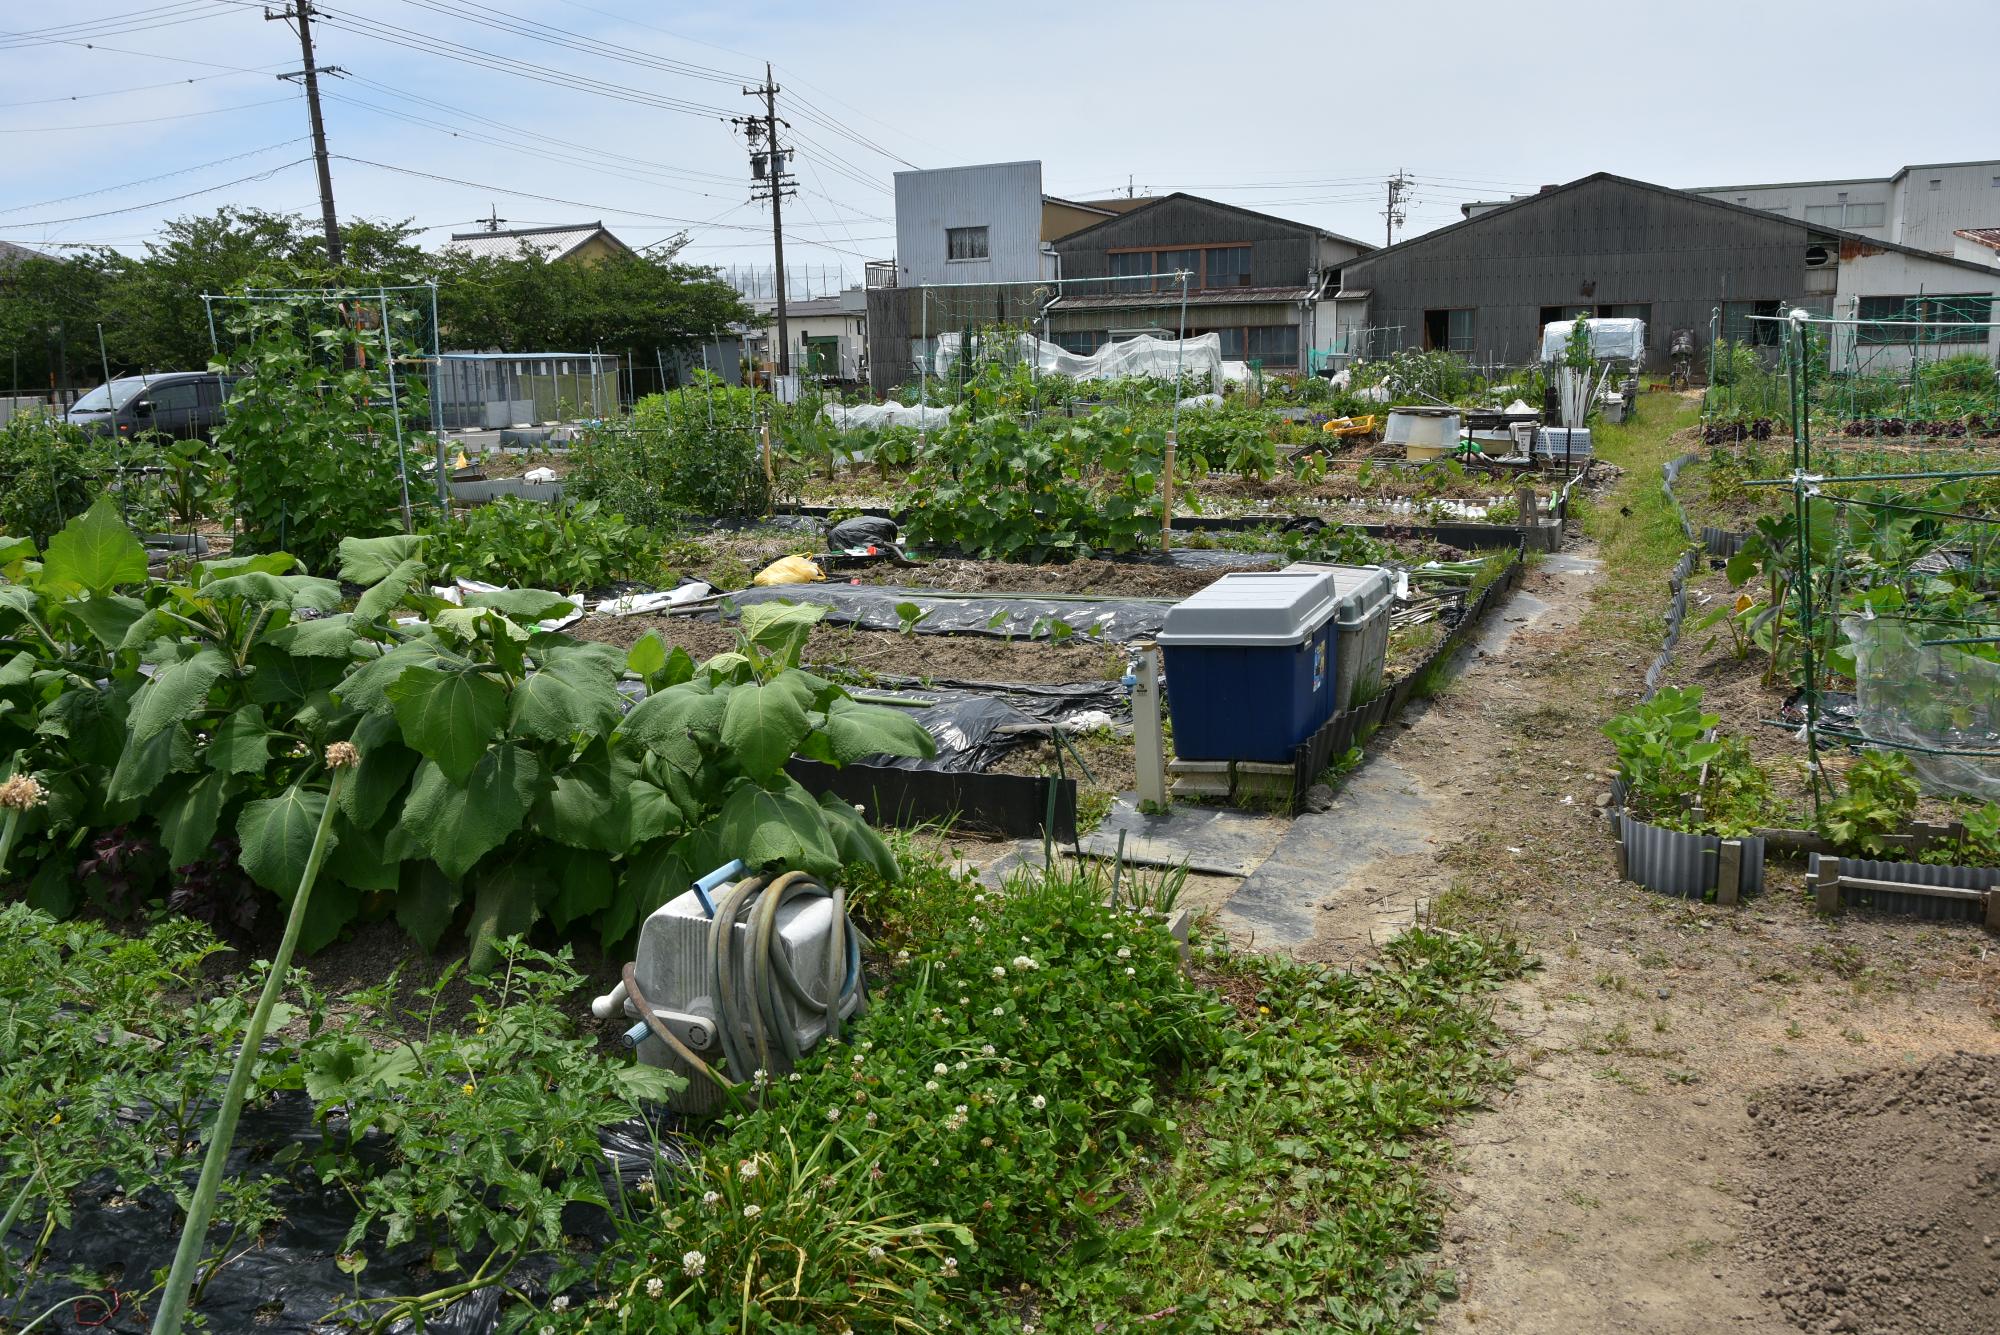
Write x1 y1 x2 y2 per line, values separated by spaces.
65 372 237 441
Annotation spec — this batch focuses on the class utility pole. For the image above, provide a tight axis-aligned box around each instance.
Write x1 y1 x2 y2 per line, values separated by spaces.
736 65 795 375
1383 169 1411 249
268 2 343 265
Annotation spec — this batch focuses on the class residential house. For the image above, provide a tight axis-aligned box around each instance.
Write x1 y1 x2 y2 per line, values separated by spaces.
444 220 637 265
745 287 868 382
1342 173 2000 373
1044 194 1374 372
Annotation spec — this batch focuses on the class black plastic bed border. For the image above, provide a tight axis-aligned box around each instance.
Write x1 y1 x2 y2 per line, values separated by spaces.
1286 542 1528 814
787 758 1076 843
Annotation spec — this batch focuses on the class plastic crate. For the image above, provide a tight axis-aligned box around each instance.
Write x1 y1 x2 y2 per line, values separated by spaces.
1280 563 1394 712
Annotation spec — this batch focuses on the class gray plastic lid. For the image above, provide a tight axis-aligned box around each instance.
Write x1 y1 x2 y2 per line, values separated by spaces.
1280 562 1394 623
1157 571 1337 647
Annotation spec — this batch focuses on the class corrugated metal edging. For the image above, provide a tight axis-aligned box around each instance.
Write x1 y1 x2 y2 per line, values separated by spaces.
1703 526 1748 557
1620 814 1718 899
1810 853 1997 922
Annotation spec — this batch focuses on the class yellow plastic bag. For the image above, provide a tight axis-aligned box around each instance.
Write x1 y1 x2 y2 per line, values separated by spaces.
752 555 825 587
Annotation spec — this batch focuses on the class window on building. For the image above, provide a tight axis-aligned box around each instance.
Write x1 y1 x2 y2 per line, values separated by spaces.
1154 249 1201 292
1929 178 1942 191
1722 300 1782 346
1108 250 1153 286
1423 308 1474 353
1052 330 1107 356
945 226 989 261
1214 328 1246 360
1859 294 1993 345
1597 303 1652 326
1540 304 1591 329
1805 202 1885 228
1245 324 1299 368
1204 246 1252 288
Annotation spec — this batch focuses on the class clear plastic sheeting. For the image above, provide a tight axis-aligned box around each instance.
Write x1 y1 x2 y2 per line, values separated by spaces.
933 331 1225 383
1539 317 1648 363
821 400 953 431
1841 617 2000 801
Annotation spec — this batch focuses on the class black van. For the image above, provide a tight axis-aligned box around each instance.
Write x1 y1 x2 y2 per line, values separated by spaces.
65 372 236 441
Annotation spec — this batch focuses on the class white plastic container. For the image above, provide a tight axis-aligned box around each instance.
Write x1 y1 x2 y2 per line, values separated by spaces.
1279 562 1395 712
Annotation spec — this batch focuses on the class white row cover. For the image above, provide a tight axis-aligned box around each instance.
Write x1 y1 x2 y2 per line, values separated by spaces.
1539 318 1648 363
820 400 955 430
933 330 1226 382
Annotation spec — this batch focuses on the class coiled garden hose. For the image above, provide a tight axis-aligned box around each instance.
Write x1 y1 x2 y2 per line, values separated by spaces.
621 961 729 1092
706 871 864 1082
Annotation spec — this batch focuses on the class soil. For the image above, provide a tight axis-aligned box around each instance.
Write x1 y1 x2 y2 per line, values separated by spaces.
1739 1052 2000 1335
1112 394 2000 1334
846 556 1222 600
567 612 1130 687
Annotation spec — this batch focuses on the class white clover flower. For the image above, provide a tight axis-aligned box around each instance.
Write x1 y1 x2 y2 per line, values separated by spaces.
968 917 983 931
925 1079 939 1091
981 1044 995 1057
1125 967 1137 977
973 894 986 904
540 1326 554 1335
861 1040 873 1050
1116 946 1131 959
865 1111 877 1125
867 1245 886 1261
701 1189 720 1208
1030 1093 1047 1110
955 1104 969 1114
933 1062 948 1076
958 996 969 1006
992 1006 1005 1017
991 966 1006 979
646 1276 665 1299
895 949 910 963
683 1248 707 1277
941 1256 959 1274
852 1052 865 1065
743 1204 762 1219
738 1159 760 1179
827 1108 841 1122
551 1296 570 1313
638 1175 656 1195
789 1072 801 1083
752 1068 769 1089
1011 955 1037 971
954 1060 968 1071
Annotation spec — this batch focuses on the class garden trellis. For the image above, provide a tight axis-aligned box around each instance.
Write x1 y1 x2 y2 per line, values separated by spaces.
1741 310 2000 815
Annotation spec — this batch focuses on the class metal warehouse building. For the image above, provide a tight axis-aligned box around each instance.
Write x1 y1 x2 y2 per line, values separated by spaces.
1329 174 2000 372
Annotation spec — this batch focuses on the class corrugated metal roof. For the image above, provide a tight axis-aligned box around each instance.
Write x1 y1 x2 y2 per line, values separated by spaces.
0 239 53 266
1956 228 2000 252
1049 286 1314 310
443 222 629 262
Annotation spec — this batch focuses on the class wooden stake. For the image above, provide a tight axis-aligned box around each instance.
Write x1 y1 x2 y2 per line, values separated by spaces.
1716 839 1742 907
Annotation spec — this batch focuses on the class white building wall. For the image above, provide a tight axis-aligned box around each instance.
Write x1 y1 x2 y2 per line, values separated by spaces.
1952 235 2000 269
892 161 1048 288
1829 248 2000 372
1888 164 2000 253
1695 179 1893 232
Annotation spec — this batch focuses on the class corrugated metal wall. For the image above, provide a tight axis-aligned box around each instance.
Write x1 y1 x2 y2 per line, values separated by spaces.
1052 196 1320 292
1341 177 1816 370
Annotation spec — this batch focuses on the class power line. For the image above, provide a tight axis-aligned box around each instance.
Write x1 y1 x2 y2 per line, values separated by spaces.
393 0 750 86
0 94 298 133
0 137 308 214
0 3 233 49
0 158 314 229
0 67 271 107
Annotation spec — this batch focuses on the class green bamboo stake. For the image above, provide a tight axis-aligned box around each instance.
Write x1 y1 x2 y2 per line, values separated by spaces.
151 747 357 1335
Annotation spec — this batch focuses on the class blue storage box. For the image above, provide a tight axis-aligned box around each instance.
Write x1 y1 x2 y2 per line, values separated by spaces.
1157 572 1339 763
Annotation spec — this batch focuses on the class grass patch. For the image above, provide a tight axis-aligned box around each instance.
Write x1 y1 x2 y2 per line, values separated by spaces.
1578 392 1705 655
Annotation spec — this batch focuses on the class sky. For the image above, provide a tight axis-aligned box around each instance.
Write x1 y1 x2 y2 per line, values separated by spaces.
3 0 1997 285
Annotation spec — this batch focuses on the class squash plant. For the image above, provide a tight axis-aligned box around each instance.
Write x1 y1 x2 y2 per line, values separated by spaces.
1 508 935 970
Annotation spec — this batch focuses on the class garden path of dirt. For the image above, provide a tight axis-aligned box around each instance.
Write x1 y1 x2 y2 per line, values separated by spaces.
1291 522 2000 1332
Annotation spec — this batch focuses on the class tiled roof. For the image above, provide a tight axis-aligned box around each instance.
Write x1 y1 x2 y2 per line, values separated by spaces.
443 222 630 261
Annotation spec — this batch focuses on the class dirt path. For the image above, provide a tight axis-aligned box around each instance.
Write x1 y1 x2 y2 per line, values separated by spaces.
1306 400 2000 1334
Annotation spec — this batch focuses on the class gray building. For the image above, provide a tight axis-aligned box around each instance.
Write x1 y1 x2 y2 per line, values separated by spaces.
1043 194 1374 372
1338 173 2000 373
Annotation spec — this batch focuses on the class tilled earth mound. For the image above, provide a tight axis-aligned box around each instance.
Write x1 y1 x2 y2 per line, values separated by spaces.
1743 1052 1999 1334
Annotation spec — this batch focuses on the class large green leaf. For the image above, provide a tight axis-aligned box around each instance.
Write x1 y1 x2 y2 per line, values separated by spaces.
608 834 705 946
238 783 335 896
711 777 839 875
534 741 640 852
397 747 543 880
323 818 400 892
297 882 360 955
158 770 234 867
106 721 196 807
204 703 274 775
625 632 667 681
817 790 900 880
547 854 614 931
620 680 725 774
40 497 147 595
739 600 826 669
245 643 347 707
339 533 429 585
129 646 230 742
200 571 343 612
66 594 148 650
354 559 428 622
386 665 507 785
337 709 420 830
395 861 462 951
720 674 815 778
460 588 578 623
265 612 362 659
818 696 938 766
465 859 542 975
510 658 621 743
335 640 462 714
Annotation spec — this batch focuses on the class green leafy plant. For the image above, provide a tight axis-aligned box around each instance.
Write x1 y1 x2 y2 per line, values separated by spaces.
569 381 771 525
1603 686 1773 835
0 415 113 547
429 496 651 592
1819 749 1921 857
217 294 426 572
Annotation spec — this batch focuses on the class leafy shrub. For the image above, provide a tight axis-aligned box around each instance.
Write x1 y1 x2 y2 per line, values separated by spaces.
428 496 652 592
0 503 933 966
0 415 114 546
569 382 770 524
1603 686 1773 835
217 295 423 572
1819 748 1920 856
